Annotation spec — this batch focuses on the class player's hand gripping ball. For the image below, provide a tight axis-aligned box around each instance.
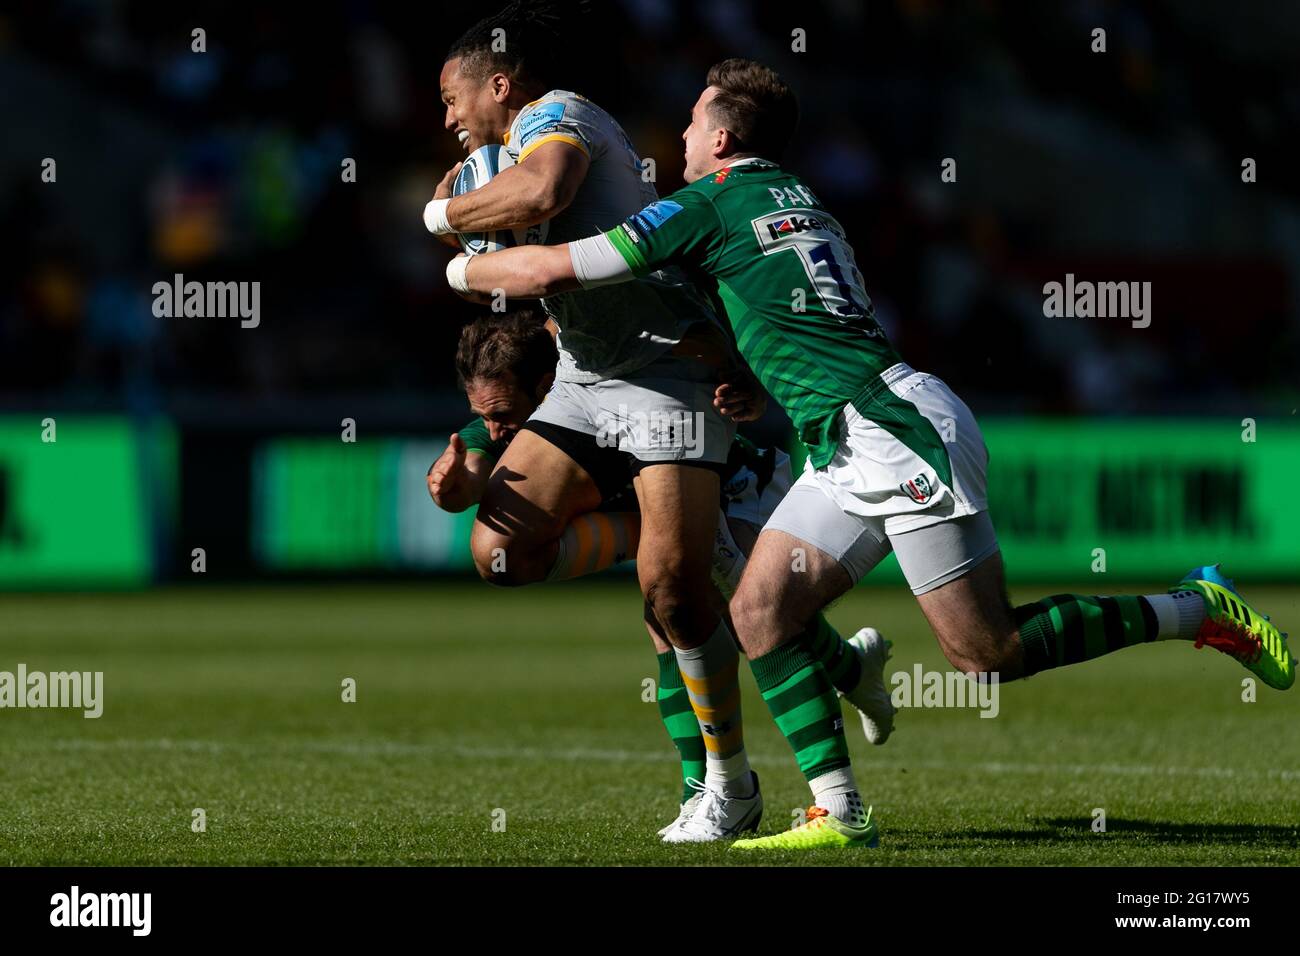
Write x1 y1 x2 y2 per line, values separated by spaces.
452 145 550 255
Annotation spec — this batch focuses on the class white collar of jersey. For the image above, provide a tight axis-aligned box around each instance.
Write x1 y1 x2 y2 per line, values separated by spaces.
723 157 775 168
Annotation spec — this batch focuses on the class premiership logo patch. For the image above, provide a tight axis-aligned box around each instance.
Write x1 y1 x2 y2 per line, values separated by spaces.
901 473 933 504
628 200 683 235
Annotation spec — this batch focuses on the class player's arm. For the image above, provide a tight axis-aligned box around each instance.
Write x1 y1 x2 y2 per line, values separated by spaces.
425 142 589 235
448 191 722 299
450 243 586 299
426 433 494 513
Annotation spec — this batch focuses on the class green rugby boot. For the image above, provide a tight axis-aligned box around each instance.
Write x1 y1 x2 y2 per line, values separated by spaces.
731 805 879 850
1174 564 1294 690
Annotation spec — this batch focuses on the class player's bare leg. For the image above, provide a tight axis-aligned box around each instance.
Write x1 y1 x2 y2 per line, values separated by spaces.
635 463 761 841
470 429 602 586
731 530 853 657
633 464 728 651
725 515 893 744
913 550 1025 677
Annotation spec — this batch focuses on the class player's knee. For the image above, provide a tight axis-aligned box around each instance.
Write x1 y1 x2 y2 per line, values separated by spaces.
730 581 782 643
643 573 708 639
939 635 1017 677
470 533 529 587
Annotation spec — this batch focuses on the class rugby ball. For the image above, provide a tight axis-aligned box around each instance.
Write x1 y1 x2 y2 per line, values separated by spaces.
452 145 550 255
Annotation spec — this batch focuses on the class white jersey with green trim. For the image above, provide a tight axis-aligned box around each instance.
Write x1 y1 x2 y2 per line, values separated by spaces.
503 90 721 384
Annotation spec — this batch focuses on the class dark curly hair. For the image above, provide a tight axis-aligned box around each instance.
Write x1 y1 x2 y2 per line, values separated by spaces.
445 0 589 92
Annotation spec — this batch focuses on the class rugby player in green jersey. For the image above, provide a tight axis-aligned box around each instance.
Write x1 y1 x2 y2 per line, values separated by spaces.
427 310 896 840
449 59 1295 850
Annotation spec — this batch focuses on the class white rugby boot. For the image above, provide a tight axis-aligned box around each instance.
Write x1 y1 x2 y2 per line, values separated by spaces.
661 773 763 843
839 627 896 745
657 788 704 839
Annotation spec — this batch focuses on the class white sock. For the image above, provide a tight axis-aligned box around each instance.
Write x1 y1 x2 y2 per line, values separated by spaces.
706 758 755 798
809 767 868 827
1145 591 1206 640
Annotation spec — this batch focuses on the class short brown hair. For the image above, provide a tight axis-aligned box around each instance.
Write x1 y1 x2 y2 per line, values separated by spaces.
454 309 557 394
704 58 799 160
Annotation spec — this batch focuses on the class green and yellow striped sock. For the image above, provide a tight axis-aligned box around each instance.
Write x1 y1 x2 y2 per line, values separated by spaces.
750 640 850 785
1016 594 1157 675
656 650 707 803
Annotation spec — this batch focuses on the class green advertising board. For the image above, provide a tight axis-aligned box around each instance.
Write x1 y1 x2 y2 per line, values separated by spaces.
980 419 1299 581
253 438 478 571
251 421 1300 582
0 417 170 587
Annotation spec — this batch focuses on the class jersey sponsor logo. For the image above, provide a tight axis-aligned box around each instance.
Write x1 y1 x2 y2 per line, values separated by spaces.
628 200 684 235
762 211 846 243
517 102 567 147
619 222 641 244
900 474 933 504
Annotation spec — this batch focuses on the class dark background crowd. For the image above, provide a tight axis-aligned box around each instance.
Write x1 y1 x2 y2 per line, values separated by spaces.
2 0 1298 431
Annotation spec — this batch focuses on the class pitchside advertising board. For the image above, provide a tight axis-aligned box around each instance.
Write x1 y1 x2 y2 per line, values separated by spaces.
980 420 1300 580
252 420 1300 582
0 417 173 587
252 438 478 572
1 417 1295 586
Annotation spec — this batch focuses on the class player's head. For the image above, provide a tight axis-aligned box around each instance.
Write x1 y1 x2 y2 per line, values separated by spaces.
683 58 800 182
454 309 558 442
441 0 581 152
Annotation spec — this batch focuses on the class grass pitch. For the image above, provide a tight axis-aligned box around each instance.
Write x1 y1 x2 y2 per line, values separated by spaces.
1 580 1296 866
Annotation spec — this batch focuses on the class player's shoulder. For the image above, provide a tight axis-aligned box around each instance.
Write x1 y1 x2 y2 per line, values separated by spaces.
526 89 600 111
508 90 610 159
512 90 604 133
667 160 792 223
689 158 788 196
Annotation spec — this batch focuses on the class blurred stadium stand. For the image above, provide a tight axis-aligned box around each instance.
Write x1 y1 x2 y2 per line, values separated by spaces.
1 1 1297 586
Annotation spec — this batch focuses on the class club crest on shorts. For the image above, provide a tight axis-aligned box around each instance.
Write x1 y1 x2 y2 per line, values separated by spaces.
901 473 933 504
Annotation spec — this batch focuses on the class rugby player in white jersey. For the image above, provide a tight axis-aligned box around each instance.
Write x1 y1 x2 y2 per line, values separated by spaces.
422 1 767 839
